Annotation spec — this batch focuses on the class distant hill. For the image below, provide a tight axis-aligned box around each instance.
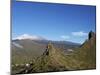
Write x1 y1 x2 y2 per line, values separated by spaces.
12 39 80 64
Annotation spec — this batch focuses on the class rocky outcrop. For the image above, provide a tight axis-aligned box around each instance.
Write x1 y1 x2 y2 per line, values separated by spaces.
88 31 95 40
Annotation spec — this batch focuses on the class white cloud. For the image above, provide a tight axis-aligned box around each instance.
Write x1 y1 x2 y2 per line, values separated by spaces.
61 35 70 40
72 31 87 37
13 34 46 40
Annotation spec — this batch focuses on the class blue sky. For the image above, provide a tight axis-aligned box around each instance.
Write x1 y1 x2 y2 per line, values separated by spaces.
12 1 96 43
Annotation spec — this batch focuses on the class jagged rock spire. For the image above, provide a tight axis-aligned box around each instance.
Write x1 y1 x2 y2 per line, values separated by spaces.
43 42 53 56
88 31 95 40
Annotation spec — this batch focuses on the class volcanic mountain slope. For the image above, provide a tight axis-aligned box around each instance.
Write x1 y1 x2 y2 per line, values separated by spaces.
12 39 46 64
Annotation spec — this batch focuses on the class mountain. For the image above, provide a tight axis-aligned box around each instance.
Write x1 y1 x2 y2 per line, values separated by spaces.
12 31 96 74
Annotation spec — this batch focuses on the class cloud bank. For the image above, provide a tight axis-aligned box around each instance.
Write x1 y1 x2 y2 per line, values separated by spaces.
60 35 70 40
13 34 46 40
72 31 88 37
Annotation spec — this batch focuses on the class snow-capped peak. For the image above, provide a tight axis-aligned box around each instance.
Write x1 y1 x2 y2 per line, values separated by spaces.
13 34 46 40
